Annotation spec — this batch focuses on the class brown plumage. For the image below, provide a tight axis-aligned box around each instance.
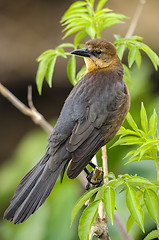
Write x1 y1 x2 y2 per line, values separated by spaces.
4 38 130 224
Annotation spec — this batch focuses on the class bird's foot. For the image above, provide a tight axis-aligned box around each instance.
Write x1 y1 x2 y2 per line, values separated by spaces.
84 164 103 190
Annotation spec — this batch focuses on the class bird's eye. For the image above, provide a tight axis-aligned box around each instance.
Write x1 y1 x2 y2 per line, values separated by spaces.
96 50 102 55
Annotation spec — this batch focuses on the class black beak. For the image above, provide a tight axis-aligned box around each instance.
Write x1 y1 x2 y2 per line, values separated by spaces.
70 48 91 57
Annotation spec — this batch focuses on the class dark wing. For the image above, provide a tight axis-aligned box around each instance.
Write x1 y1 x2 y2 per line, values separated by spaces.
66 100 109 179
66 82 129 179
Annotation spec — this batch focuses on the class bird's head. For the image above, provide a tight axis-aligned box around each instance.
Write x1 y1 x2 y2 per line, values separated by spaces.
70 38 120 72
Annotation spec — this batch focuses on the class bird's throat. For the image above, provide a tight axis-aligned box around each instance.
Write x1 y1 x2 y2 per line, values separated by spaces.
84 57 116 73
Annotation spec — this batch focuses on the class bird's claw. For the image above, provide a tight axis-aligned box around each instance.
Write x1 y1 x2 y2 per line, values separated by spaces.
84 165 103 190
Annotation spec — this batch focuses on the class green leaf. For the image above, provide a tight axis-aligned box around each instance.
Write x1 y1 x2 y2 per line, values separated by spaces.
135 48 142 68
126 215 135 233
86 25 96 39
140 102 148 133
94 9 111 20
63 21 89 31
56 47 67 58
62 13 89 23
128 46 137 68
114 34 121 40
71 188 99 225
132 35 143 42
45 56 57 88
64 8 88 18
36 57 52 94
112 136 143 147
57 43 75 49
102 19 124 29
74 31 87 47
144 230 159 240
96 0 108 11
63 26 86 39
149 109 157 139
144 189 159 226
126 185 144 232
78 200 100 240
138 42 159 70
68 1 87 10
126 112 140 133
103 186 116 224
116 44 125 60
127 176 154 186
37 49 55 62
107 178 124 189
117 126 140 137
89 0 95 8
67 56 76 86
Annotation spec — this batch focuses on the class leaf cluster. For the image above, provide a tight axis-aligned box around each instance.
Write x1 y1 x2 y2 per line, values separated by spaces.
35 1 159 94
71 173 159 240
113 102 159 165
36 0 127 94
114 35 159 70
36 43 74 94
61 0 126 40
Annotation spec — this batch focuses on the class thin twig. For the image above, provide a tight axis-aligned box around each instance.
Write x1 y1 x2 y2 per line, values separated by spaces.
27 85 37 112
125 0 146 38
0 83 53 134
102 146 108 183
114 212 133 240
98 146 108 221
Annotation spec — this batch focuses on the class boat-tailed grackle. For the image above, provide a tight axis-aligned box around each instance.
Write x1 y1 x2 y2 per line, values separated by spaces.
4 38 130 224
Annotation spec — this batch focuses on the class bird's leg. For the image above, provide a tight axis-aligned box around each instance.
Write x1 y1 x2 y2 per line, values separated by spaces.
84 168 93 190
89 162 97 169
84 163 104 190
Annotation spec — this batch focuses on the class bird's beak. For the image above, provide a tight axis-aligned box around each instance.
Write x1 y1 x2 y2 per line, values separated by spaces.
70 48 91 58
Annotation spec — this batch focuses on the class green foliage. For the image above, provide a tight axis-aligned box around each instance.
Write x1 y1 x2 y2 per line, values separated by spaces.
114 35 159 70
113 103 159 165
36 0 128 94
78 200 100 240
144 189 159 226
71 101 159 239
71 187 99 225
36 44 74 94
126 184 144 232
71 174 159 239
36 0 158 95
61 0 126 39
103 186 116 225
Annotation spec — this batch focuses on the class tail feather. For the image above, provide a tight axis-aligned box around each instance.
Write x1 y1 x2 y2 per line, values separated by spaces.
4 154 66 224
10 154 49 203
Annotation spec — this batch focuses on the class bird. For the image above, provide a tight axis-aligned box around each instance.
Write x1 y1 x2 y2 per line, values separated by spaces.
4 38 130 224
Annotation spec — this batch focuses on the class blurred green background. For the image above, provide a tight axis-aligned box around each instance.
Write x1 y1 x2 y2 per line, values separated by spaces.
0 0 159 240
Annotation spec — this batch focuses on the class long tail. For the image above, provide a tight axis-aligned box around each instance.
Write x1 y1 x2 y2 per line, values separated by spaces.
3 152 66 224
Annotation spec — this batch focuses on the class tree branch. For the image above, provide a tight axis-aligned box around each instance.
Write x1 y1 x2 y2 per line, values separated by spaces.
125 0 146 38
0 83 53 134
